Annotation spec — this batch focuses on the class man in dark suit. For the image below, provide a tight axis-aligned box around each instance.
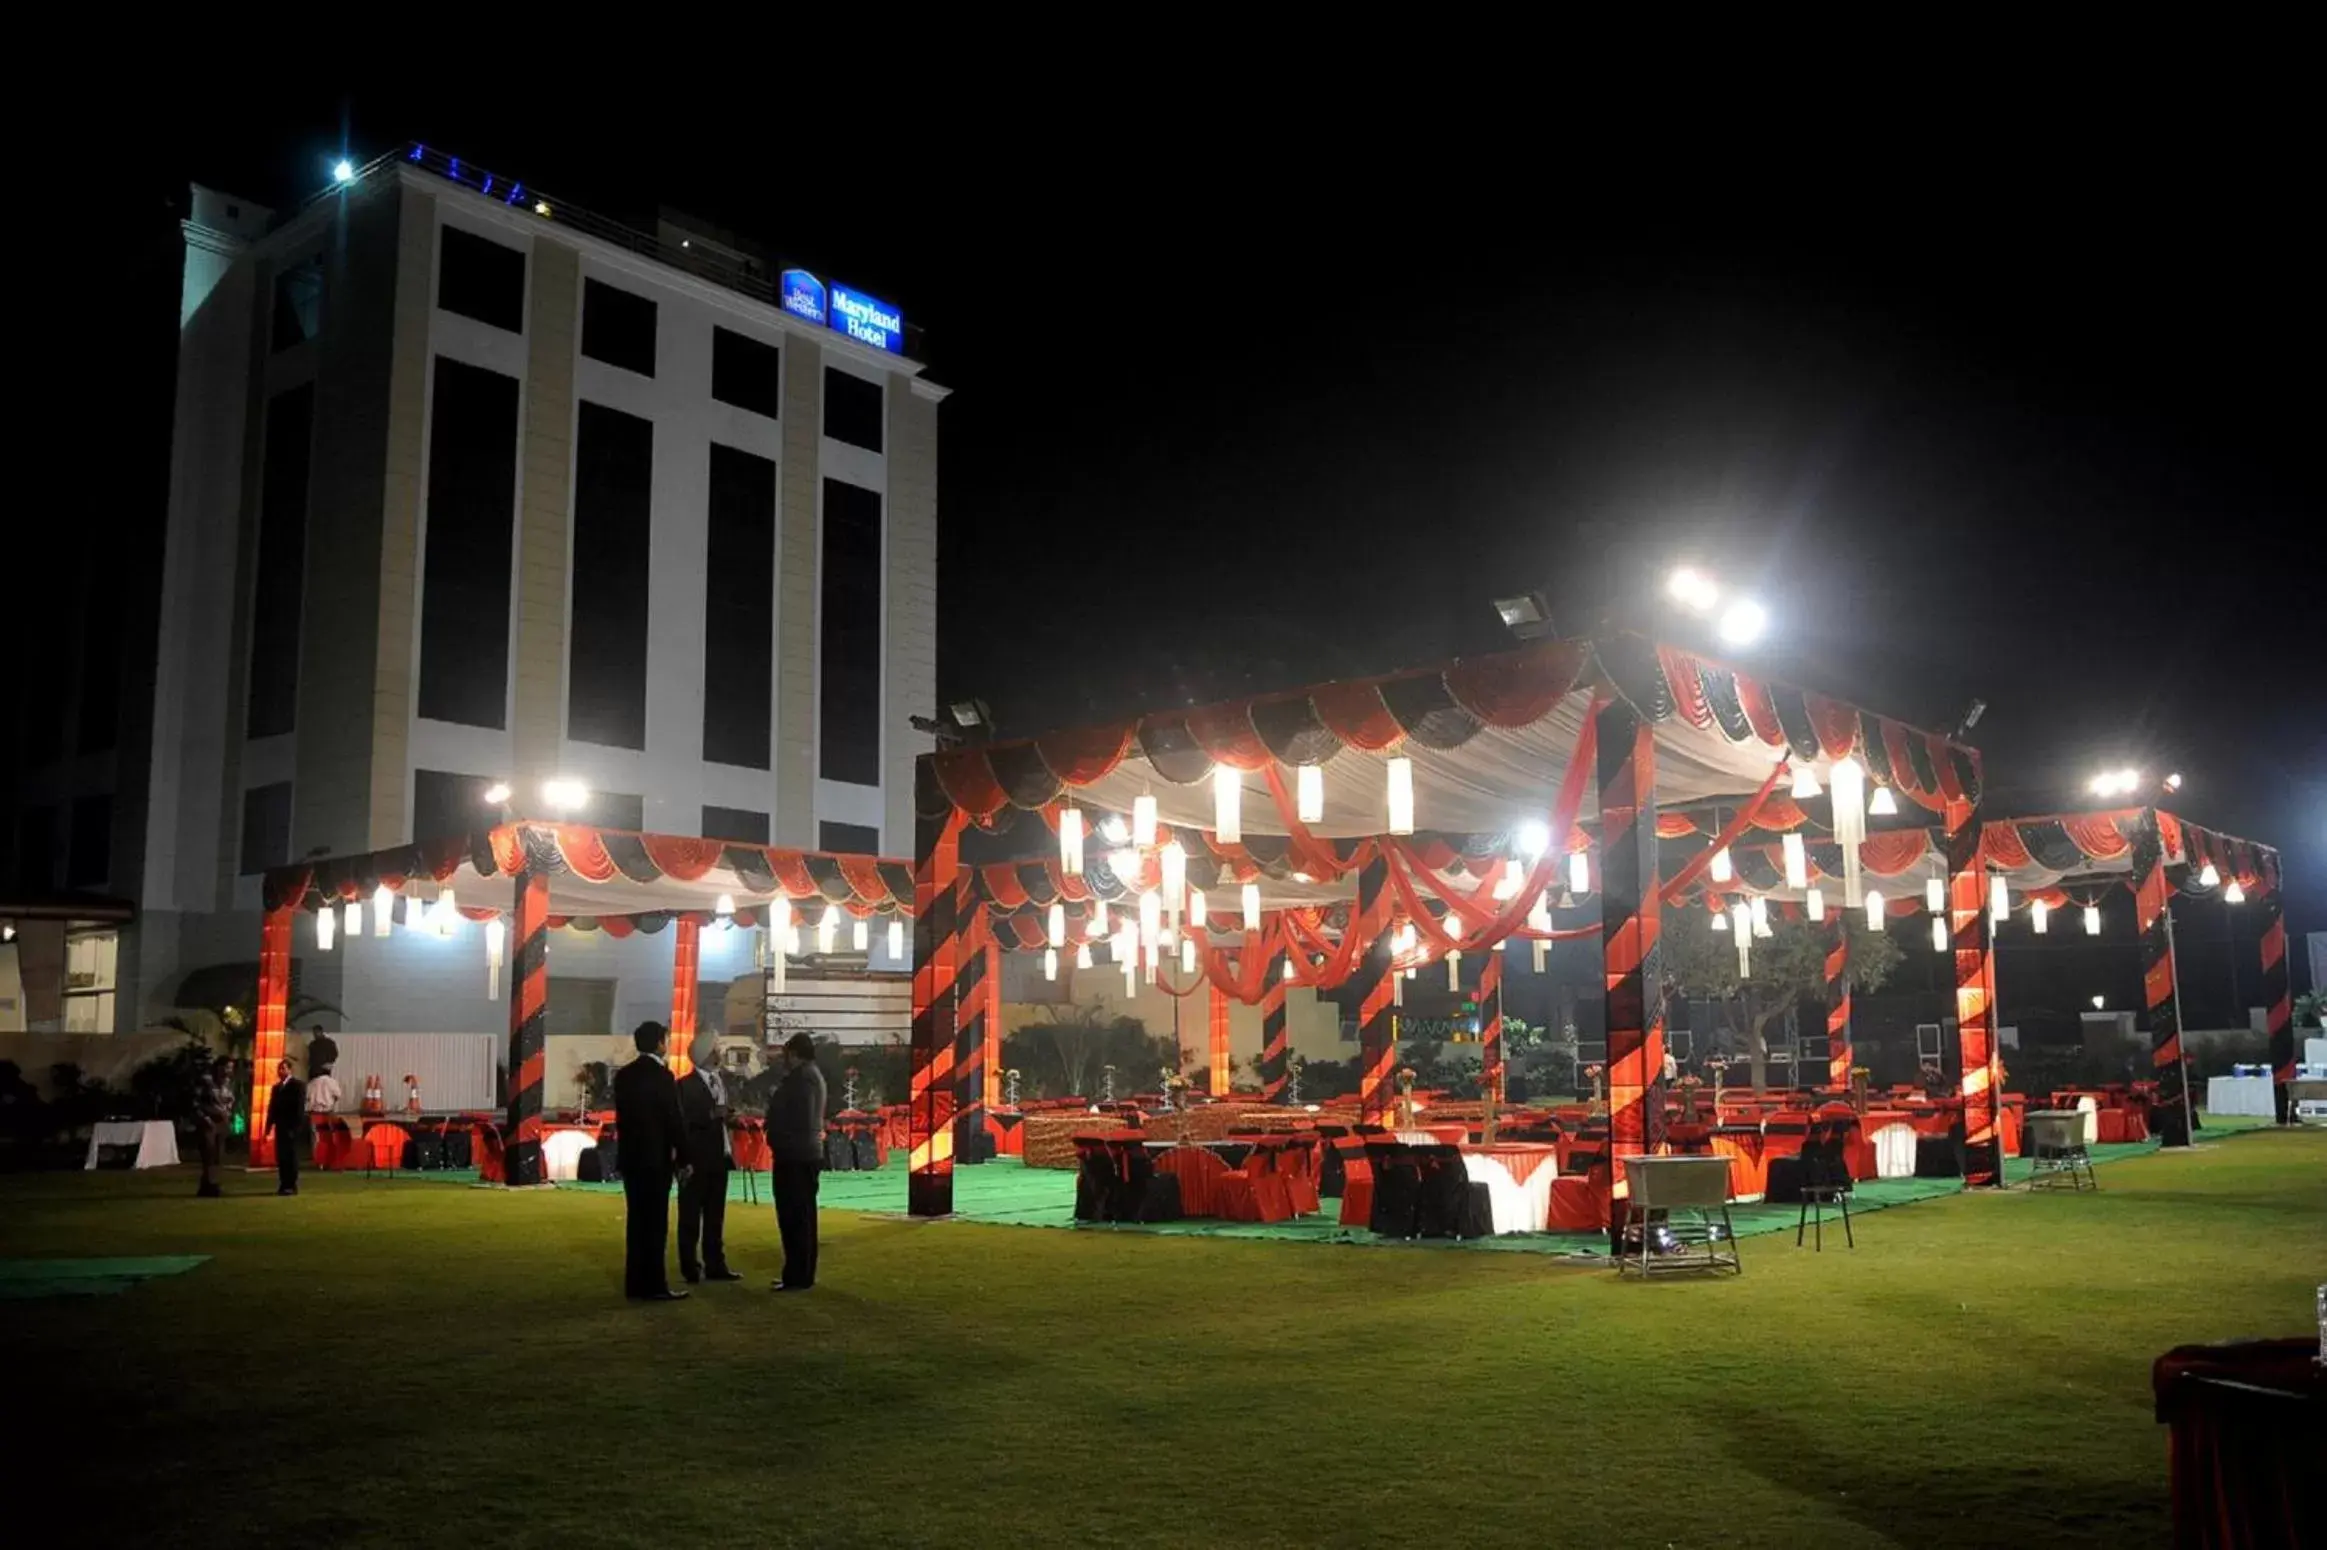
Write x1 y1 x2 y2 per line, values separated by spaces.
674 1031 741 1283
767 1032 828 1292
266 1057 308 1196
613 1021 689 1302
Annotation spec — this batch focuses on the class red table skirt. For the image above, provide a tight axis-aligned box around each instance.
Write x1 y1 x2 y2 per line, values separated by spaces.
1547 1173 1609 1231
2153 1339 2326 1548
1710 1132 1768 1198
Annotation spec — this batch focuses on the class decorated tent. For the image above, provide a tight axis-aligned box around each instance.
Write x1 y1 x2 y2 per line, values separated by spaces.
905 633 2008 1220
253 823 914 1180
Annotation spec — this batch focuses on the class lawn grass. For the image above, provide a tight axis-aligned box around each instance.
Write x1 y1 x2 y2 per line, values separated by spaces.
4 1124 2321 1549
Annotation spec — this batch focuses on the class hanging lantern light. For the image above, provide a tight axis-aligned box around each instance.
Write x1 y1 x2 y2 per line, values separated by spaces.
818 905 839 954
2223 880 2246 904
1790 762 1822 800
1806 887 1826 922
1181 937 1197 974
1393 970 1405 1007
887 918 904 959
771 896 793 944
1213 765 1242 845
1710 846 1734 884
1123 950 1138 996
485 916 506 1001
1865 890 1885 930
1241 881 1261 926
1160 840 1187 913
1132 794 1158 847
1749 895 1770 937
1444 947 1462 991
1392 920 1417 956
1924 875 1946 914
343 899 361 939
436 887 459 937
1100 814 1129 845
715 892 736 920
1990 874 2009 925
2197 861 2221 888
1732 903 1754 975
1566 849 1590 896
1075 941 1093 970
1830 756 1866 907
1712 907 1729 932
1932 914 1950 952
1532 939 1548 973
1385 755 1416 836
372 883 394 936
1044 946 1058 982
1782 832 1808 889
1060 807 1086 876
1297 764 1325 824
1868 783 1899 817
1493 858 1522 900
1091 899 1110 937
1188 888 1206 929
316 906 336 951
1282 955 1296 983
852 917 869 953
1528 891 1551 932
2031 899 2049 934
1108 847 1144 885
1047 903 1066 949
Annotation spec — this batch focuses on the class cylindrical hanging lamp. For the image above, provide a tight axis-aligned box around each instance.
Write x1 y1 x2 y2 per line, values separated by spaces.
1213 766 1242 845
1060 807 1086 876
1385 756 1415 836
1297 764 1324 824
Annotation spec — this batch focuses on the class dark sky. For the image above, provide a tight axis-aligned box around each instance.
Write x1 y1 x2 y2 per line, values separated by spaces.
42 78 2324 998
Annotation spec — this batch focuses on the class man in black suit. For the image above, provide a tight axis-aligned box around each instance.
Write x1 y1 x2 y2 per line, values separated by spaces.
266 1057 308 1196
674 1031 742 1283
613 1021 689 1302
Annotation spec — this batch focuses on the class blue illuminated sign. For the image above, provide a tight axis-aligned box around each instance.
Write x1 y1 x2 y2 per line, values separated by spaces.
830 283 905 354
780 268 827 326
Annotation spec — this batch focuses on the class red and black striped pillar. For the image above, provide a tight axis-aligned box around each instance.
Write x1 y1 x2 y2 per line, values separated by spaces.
1944 797 2004 1183
1478 947 1506 1100
504 869 551 1186
250 905 294 1166
1824 918 1853 1092
1207 983 1231 1096
909 796 966 1216
982 927 1002 1118
952 902 989 1164
1354 854 1397 1124
2128 807 2190 1146
1596 696 1665 1194
668 914 701 1078
2259 869 2292 1123
1258 946 1290 1102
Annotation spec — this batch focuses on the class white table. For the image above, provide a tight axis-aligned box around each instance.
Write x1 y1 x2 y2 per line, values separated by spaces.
540 1128 603 1182
84 1120 179 1170
2204 1074 2276 1118
2067 1095 2100 1145
1869 1122 1919 1180
1457 1152 1561 1234
2305 1037 2327 1068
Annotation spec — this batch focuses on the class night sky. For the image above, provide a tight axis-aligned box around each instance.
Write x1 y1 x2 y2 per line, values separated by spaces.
34 81 2322 1011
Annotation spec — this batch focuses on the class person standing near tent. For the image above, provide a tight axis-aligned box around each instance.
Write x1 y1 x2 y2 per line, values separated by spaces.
766 1032 826 1292
674 1031 742 1284
613 1021 690 1302
267 1057 308 1196
192 1057 233 1198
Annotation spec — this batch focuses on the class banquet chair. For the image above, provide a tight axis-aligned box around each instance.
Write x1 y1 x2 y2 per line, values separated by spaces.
1412 1146 1493 1239
1366 1143 1424 1237
2025 1112 2096 1192
1795 1120 1854 1250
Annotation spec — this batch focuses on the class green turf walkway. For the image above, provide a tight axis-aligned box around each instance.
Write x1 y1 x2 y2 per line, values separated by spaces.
0 1255 210 1299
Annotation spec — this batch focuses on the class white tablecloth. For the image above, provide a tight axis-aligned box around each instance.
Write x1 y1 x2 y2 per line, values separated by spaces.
540 1129 602 1182
1458 1153 1560 1234
1869 1122 1919 1180
2205 1074 2276 1118
2304 1037 2327 1068
84 1120 179 1170
2068 1095 2100 1145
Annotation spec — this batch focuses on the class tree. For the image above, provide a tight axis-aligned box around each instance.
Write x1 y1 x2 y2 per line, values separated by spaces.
1661 914 1903 1091
1003 1006 1167 1098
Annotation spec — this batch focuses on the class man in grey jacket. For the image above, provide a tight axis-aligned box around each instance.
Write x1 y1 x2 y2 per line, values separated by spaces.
766 1032 827 1291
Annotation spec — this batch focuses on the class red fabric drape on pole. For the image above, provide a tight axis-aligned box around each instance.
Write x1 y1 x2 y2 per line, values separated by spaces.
668 916 701 1077
250 908 293 1165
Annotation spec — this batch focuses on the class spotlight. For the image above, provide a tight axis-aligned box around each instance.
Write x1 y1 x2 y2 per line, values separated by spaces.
2163 772 2183 792
1491 590 1556 640
1665 567 1720 614
2091 995 2105 1010
1516 819 1550 859
541 777 590 813
332 158 355 184
482 782 512 806
1716 599 1767 645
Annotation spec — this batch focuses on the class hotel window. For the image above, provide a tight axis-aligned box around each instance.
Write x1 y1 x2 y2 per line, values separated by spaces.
702 806 770 845
711 328 781 419
581 278 657 377
247 383 312 739
64 931 119 1035
823 368 883 452
437 225 526 332
818 821 879 855
568 402 652 749
546 977 616 1040
592 792 646 833
240 782 293 875
819 478 882 786
271 256 324 351
67 794 112 889
16 805 58 889
411 770 493 844
701 444 776 769
418 358 519 728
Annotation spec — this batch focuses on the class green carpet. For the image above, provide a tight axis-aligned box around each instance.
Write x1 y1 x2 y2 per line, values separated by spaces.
0 1254 209 1299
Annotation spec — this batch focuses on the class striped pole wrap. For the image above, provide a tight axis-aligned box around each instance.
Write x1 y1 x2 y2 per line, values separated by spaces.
952 902 990 1164
909 799 967 1216
1943 797 2003 1183
668 915 701 1078
2129 808 2190 1146
250 906 294 1166
1824 919 1853 1091
1208 984 1231 1095
1478 948 1506 1097
1595 697 1665 1182
504 868 551 1187
983 927 1003 1117
1354 854 1397 1124
2260 881 2292 1119
1258 948 1290 1103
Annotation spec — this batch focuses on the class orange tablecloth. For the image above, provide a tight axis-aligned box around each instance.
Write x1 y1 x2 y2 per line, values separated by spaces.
1710 1128 1768 1198
1463 1142 1559 1187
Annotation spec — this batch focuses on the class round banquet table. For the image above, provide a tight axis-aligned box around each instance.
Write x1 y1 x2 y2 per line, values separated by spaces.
1865 1115 1919 1180
1455 1143 1561 1233
83 1119 179 1170
540 1123 604 1182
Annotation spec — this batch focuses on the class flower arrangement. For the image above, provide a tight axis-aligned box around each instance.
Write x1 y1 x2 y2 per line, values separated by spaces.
1583 1062 1607 1112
